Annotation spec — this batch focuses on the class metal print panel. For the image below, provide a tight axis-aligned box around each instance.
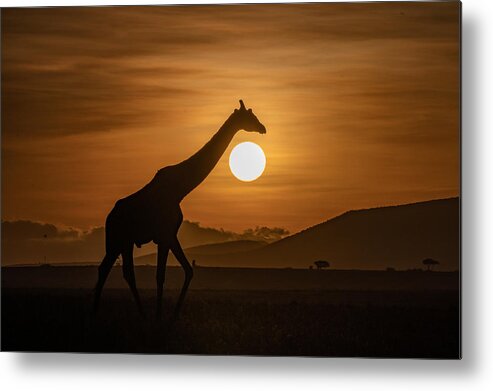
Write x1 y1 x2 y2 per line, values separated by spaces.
1 1 461 357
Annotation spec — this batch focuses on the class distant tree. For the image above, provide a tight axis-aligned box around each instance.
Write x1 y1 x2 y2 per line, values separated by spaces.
309 265 313 270
314 260 330 270
192 259 196 268
422 258 440 271
386 267 396 272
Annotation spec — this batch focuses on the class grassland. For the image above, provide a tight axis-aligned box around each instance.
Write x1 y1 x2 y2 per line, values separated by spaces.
1 266 460 357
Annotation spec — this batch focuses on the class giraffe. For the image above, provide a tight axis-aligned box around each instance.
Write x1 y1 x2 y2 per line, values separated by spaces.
93 100 266 319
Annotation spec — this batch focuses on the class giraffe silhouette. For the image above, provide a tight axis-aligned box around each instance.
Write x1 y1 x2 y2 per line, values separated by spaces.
93 100 266 319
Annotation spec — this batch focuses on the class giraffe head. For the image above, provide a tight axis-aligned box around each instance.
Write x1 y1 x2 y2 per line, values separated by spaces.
230 100 266 134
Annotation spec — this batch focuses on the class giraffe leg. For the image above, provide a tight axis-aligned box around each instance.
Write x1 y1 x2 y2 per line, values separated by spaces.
170 237 193 320
122 244 145 317
93 252 119 313
156 243 170 320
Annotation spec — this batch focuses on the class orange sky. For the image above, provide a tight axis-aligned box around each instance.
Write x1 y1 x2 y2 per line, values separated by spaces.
1 2 460 234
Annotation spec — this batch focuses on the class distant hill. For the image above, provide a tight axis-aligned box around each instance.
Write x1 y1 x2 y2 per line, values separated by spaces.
186 240 268 255
185 198 460 271
134 239 268 266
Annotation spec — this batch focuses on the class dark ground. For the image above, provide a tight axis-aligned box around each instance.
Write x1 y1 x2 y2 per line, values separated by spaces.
1 266 460 357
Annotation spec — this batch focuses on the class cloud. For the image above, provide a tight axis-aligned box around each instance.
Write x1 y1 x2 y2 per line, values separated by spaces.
2 62 198 139
1 220 79 241
1 220 105 265
1 6 233 140
236 226 290 242
1 219 289 265
1 2 458 140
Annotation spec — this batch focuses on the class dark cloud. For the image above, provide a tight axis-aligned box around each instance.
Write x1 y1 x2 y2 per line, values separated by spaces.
1 220 78 241
276 2 458 42
237 226 290 243
1 220 104 264
1 3 459 138
1 6 222 139
2 60 197 138
1 219 288 265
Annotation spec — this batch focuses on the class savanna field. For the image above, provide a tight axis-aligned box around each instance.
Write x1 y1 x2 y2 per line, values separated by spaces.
2 266 460 357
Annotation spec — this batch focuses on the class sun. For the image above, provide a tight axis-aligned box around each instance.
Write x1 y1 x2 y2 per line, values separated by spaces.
229 142 266 182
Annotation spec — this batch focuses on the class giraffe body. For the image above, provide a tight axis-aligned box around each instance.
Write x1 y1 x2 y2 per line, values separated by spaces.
107 167 182 250
93 100 266 319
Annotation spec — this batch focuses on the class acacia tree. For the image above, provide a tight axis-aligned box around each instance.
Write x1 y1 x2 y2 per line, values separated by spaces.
314 260 330 270
422 258 440 271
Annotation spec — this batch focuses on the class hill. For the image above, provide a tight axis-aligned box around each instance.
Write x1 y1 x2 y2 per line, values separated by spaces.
187 198 460 270
185 240 268 255
134 239 267 266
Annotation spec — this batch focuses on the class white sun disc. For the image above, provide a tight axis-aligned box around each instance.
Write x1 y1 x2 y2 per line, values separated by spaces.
229 142 266 182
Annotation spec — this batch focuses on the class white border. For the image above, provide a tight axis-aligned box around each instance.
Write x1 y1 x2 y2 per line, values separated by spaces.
2 0 493 390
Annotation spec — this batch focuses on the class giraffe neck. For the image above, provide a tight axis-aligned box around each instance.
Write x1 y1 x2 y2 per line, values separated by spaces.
171 119 239 200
